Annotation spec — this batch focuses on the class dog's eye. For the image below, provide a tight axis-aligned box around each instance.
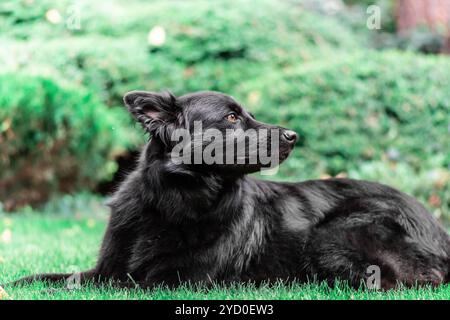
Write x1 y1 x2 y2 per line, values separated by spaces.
226 113 238 123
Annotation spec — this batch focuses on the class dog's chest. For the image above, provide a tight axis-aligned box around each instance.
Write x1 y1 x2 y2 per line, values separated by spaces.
128 204 267 280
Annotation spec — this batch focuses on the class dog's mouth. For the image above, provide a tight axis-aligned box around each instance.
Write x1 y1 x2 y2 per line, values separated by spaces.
279 147 294 163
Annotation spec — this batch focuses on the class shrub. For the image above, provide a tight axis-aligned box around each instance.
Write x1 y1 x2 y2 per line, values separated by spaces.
242 51 450 221
242 51 450 173
2 1 449 223
0 0 362 106
0 73 141 210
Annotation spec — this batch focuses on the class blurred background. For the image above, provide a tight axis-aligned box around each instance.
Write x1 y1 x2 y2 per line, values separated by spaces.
0 0 449 224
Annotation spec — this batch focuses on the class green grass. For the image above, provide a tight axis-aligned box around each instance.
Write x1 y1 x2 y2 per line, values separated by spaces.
1 214 449 300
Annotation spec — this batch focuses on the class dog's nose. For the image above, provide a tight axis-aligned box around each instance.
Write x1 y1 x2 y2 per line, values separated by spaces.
283 130 298 143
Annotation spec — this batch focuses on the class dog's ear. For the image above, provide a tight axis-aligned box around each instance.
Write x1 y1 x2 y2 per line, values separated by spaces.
123 90 180 133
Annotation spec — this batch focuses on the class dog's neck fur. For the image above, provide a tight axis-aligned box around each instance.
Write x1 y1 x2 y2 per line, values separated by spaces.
110 138 250 226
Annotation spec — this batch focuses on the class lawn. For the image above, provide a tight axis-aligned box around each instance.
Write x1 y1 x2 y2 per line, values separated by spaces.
1 214 449 300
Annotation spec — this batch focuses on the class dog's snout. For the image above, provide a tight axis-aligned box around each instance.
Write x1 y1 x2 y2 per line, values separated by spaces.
283 130 297 143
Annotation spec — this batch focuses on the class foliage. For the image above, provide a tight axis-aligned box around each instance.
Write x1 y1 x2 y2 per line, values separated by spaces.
243 51 450 172
0 0 362 106
243 51 450 221
0 0 366 208
0 74 141 209
0 0 449 222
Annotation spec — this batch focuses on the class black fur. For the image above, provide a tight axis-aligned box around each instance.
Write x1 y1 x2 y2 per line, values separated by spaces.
11 91 450 289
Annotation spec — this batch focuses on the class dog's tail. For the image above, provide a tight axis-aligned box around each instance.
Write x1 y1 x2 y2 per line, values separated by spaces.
5 269 98 287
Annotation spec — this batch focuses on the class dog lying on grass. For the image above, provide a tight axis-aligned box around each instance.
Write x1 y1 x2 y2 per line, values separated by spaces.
12 91 450 290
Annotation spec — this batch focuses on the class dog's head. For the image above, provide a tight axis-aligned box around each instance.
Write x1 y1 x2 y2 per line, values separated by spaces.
124 90 297 175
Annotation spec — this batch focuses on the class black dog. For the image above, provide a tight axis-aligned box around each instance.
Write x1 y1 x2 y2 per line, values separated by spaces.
13 91 450 289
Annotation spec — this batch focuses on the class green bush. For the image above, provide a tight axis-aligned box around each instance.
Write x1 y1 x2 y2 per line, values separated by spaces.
243 51 450 221
0 0 362 106
242 51 450 173
1 0 449 223
0 73 141 210
0 0 363 209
